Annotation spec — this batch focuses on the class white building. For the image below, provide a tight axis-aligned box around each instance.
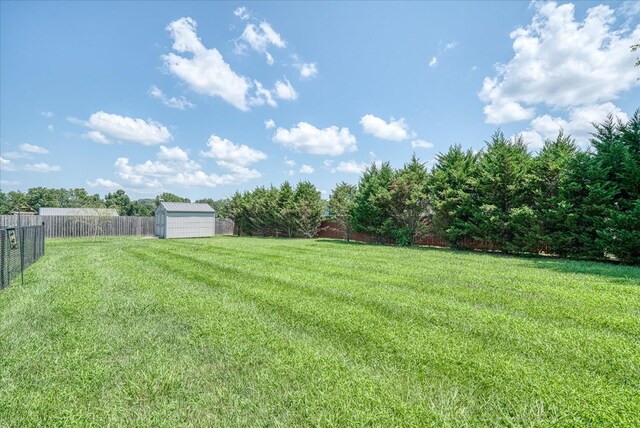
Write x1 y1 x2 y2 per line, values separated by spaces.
155 202 215 239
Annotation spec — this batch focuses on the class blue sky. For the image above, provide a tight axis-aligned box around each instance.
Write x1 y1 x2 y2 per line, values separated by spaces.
1 1 639 200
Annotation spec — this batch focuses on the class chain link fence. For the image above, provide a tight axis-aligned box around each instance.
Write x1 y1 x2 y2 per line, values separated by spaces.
0 224 46 289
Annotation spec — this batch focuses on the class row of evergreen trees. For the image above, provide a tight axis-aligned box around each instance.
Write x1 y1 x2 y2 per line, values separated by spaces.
328 112 639 264
227 181 324 238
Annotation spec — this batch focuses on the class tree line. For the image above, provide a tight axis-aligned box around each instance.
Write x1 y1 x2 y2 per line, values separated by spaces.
226 181 323 238
0 188 225 217
326 111 639 264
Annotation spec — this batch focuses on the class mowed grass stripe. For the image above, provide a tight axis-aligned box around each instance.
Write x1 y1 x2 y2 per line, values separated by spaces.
164 238 640 333
119 243 437 426
0 237 639 427
127 241 638 423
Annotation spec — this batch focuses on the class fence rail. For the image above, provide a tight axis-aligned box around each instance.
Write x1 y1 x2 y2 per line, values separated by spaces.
0 224 45 288
317 220 499 251
0 215 155 238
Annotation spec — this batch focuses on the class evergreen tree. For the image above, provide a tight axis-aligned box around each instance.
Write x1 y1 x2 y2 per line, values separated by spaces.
429 145 479 248
276 181 296 237
328 182 357 241
388 154 430 246
532 131 578 256
591 112 640 263
351 162 394 242
474 132 537 253
293 181 323 238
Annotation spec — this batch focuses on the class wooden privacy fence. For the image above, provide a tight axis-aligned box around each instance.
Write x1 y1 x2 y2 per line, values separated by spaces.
0 215 155 238
215 218 235 236
317 220 499 251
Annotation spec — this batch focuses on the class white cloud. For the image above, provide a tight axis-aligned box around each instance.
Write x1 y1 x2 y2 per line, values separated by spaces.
284 157 296 166
479 2 640 124
336 160 369 174
200 134 267 166
274 78 298 100
619 1 640 18
83 130 110 144
233 6 250 20
163 17 252 111
411 139 434 149
158 145 189 162
299 164 314 174
360 114 412 141
24 163 61 173
87 178 121 189
41 111 54 118
249 80 277 107
273 122 357 156
149 85 195 110
482 97 536 124
518 130 545 149
85 111 172 145
445 41 458 50
238 22 286 64
296 62 318 79
0 157 15 171
265 119 276 129
19 143 49 154
114 144 260 190
0 180 20 186
521 102 629 148
429 56 438 68
66 116 84 125
1 151 28 160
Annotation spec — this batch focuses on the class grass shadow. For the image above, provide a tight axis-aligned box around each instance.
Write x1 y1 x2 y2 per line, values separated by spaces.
313 238 640 285
529 258 640 285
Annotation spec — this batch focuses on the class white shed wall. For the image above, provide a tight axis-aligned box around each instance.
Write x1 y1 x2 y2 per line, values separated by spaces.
165 212 214 238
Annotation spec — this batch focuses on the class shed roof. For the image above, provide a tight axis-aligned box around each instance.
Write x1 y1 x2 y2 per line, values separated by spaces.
39 207 119 216
158 202 215 213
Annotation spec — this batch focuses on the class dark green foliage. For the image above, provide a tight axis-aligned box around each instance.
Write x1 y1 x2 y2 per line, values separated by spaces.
350 162 395 242
0 187 187 217
293 181 323 238
229 181 323 238
328 182 357 241
154 192 190 206
591 112 640 263
531 131 578 256
388 155 430 246
429 145 479 248
128 199 155 216
473 132 537 253
105 189 132 215
195 198 232 218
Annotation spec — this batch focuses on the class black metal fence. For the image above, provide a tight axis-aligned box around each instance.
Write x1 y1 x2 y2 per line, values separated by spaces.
0 224 46 288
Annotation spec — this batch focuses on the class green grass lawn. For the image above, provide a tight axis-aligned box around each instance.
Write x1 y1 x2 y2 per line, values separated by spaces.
1 237 639 427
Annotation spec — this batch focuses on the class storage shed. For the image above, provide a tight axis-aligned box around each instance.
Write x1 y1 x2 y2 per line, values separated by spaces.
155 202 215 239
